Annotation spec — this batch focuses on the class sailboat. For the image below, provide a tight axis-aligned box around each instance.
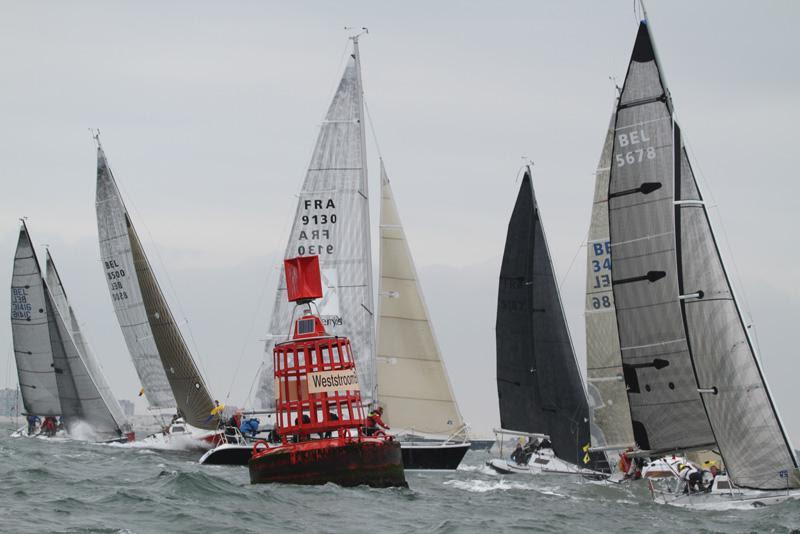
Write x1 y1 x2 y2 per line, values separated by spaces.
376 161 470 469
94 137 222 447
10 222 132 442
606 11 800 508
487 168 608 477
249 34 469 470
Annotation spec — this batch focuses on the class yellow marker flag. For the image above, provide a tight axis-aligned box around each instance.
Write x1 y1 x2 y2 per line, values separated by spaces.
582 443 590 453
138 387 145 397
583 452 591 464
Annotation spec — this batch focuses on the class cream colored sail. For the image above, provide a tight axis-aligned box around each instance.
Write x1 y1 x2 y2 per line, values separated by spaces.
376 161 464 436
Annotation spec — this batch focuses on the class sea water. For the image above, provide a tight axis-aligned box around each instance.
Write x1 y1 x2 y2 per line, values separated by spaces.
2 424 799 533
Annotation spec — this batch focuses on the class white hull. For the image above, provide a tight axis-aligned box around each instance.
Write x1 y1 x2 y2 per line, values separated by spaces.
138 421 221 451
486 449 606 478
651 474 800 510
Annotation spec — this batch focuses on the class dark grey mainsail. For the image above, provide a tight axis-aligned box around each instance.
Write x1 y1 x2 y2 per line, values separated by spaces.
496 170 596 468
608 20 798 490
607 22 715 453
46 251 127 437
10 224 61 416
96 145 217 430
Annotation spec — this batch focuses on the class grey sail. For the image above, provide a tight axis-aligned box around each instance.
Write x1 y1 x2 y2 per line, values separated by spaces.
675 138 799 489
376 161 464 435
497 171 598 468
46 285 83 429
585 106 636 452
607 22 715 453
46 251 127 436
96 146 217 429
10 224 61 416
258 44 375 410
96 148 175 410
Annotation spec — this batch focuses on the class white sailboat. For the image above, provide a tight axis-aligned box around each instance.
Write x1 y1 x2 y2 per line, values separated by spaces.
10 222 131 442
94 136 222 448
249 34 470 470
605 10 800 508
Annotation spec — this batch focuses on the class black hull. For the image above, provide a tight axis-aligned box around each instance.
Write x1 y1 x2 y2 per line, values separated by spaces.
199 444 253 465
401 442 470 470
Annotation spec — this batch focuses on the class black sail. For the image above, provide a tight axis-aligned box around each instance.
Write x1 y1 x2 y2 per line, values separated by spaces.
497 171 598 468
607 22 715 453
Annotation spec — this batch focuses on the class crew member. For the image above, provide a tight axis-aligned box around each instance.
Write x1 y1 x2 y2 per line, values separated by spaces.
26 414 40 436
511 442 525 464
677 463 703 493
365 406 389 436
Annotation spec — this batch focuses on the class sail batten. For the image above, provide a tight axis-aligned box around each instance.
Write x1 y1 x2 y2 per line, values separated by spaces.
258 45 376 411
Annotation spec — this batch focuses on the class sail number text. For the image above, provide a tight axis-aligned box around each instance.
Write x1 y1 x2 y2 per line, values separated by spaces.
589 240 613 309
11 287 32 320
615 129 655 167
297 198 337 256
105 259 129 301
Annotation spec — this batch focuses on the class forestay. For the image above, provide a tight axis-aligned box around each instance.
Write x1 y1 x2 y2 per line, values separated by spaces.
10 225 61 416
607 22 715 453
96 148 175 410
496 171 597 468
259 44 376 410
46 251 126 436
585 107 635 452
376 161 463 435
96 146 217 429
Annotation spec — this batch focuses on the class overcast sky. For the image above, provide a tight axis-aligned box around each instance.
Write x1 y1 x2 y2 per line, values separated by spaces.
1 1 798 440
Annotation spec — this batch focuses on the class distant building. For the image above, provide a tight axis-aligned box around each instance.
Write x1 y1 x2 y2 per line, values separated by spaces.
118 399 135 417
0 388 22 416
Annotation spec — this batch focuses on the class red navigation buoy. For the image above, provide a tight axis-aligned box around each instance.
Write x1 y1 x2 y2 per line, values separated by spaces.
248 255 407 488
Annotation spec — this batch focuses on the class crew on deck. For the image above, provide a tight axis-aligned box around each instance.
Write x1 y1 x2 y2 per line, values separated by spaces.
365 406 389 436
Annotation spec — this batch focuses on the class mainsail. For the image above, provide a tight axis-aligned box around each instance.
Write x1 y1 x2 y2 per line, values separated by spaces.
259 40 375 409
608 20 798 489
496 170 594 467
10 223 61 416
46 251 127 436
585 106 635 452
95 144 217 429
376 161 463 435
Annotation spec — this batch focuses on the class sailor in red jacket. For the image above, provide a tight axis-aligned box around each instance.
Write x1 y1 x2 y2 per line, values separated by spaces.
365 406 389 436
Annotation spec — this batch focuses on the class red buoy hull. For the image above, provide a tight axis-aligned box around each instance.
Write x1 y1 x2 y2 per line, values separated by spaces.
248 437 407 488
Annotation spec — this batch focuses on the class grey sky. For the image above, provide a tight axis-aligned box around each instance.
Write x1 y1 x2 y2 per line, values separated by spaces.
1 1 798 440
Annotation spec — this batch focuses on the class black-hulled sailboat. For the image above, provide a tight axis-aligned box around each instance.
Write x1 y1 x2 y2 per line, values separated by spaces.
606 9 800 508
487 168 608 477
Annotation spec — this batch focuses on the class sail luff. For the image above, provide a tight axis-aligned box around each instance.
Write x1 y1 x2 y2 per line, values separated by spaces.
10 224 62 416
376 161 464 435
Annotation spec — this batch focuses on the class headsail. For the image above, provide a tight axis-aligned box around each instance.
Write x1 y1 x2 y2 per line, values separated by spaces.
46 251 127 436
376 161 463 435
675 137 799 489
496 170 596 468
259 41 376 410
607 21 715 453
95 144 217 429
10 224 61 416
585 106 636 452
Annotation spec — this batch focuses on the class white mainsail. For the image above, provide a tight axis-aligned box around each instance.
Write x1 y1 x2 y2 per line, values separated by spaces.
46 251 128 435
95 142 218 429
376 161 463 436
585 106 635 452
10 223 61 416
259 39 376 409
